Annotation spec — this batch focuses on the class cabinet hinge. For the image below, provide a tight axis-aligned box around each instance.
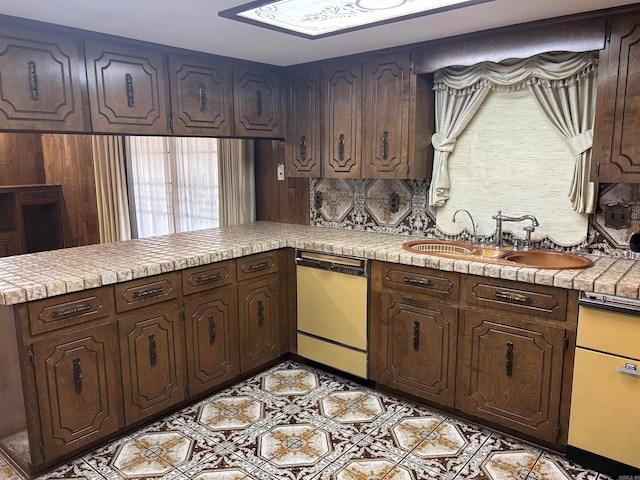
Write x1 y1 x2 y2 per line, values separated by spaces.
557 425 561 440
179 308 185 322
168 116 173 132
40 443 45 461
564 335 569 350
409 55 414 72
605 21 612 44
29 346 35 366
596 161 600 178
184 383 190 397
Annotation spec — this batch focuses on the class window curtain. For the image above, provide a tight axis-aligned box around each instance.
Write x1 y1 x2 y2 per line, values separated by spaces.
217 139 255 226
91 135 131 243
428 52 598 214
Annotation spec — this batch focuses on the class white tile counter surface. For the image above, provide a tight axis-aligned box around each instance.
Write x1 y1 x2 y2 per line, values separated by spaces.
0 221 638 306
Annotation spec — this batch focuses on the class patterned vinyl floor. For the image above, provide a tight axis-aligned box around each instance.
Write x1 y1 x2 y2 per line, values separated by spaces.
0 361 609 480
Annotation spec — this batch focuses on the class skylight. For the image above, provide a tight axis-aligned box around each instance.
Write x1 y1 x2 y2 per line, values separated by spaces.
219 0 493 39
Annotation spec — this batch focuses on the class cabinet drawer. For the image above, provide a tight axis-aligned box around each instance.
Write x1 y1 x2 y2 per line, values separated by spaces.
381 264 459 300
183 260 235 295
114 273 179 313
19 187 59 205
463 276 567 321
237 252 278 281
28 287 115 335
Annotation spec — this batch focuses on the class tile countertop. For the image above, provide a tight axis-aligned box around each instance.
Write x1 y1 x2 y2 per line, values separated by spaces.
0 221 638 306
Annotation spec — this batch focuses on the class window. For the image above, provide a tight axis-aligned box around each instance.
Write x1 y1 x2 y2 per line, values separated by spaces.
126 136 219 238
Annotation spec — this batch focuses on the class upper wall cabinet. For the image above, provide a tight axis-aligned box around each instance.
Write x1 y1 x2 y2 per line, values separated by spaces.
85 40 171 135
323 60 362 178
233 62 283 138
168 53 234 137
362 53 432 179
592 13 640 182
286 67 321 177
0 24 90 132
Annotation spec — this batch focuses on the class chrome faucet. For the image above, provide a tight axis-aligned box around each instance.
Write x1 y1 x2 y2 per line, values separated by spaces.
452 209 478 245
492 210 539 249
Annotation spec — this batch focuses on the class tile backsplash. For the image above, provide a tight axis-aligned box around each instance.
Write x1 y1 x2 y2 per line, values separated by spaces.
309 178 640 259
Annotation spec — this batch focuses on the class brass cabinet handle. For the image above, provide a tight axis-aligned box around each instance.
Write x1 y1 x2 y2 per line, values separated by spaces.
300 135 307 161
257 299 265 326
199 83 206 112
196 272 222 284
51 303 92 318
28 61 39 101
382 131 389 160
248 261 270 272
413 320 420 351
495 290 533 304
125 73 134 108
73 357 82 394
256 89 263 117
338 133 345 161
149 334 157 366
506 341 514 377
403 276 433 287
132 285 164 299
208 315 216 345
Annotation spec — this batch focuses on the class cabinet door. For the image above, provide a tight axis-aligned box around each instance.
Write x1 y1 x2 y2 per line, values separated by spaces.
456 309 565 442
378 294 457 406
118 303 184 424
0 234 22 258
238 275 280 372
592 13 640 182
33 322 122 460
0 25 89 132
85 40 170 134
184 287 239 397
322 61 362 178
233 63 283 137
286 67 321 177
168 53 234 136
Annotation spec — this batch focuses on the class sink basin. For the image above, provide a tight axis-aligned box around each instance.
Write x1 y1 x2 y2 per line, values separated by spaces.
501 250 593 270
402 240 476 256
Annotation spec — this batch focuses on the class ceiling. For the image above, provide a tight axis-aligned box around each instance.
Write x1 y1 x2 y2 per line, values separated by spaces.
0 0 638 66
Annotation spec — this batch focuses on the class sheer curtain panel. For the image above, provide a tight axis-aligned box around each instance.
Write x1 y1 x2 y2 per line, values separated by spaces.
217 138 256 226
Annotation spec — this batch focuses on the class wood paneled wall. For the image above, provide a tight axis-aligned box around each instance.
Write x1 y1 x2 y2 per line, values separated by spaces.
255 140 310 225
0 133 45 185
40 134 100 247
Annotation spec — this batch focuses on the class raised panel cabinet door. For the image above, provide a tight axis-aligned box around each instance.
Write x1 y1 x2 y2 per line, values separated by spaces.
0 235 22 258
379 294 458 406
85 40 170 134
456 309 565 443
33 321 122 460
238 275 280 372
233 63 283 137
322 61 362 178
168 53 234 136
286 67 321 177
363 54 410 178
0 25 89 132
592 13 640 182
184 287 239 397
118 303 184 424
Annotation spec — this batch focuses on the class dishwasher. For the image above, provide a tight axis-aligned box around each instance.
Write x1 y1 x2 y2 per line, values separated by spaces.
567 292 640 475
295 249 369 378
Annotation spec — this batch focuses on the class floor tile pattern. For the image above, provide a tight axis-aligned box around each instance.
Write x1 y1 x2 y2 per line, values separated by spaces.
0 361 609 480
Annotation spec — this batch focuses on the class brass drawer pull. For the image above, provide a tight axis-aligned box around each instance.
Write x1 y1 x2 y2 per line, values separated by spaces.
382 131 389 160
208 315 216 344
506 341 514 377
199 83 206 112
257 299 265 326
125 73 134 108
403 276 434 287
338 133 345 161
300 135 307 161
28 61 39 101
413 320 420 351
256 89 263 117
73 357 82 394
51 303 92 318
196 272 222 284
132 286 164 299
248 261 271 272
149 334 157 366
495 290 533 304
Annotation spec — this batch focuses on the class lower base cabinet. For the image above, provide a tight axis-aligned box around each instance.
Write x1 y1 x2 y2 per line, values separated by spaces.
33 321 122 460
118 303 185 425
455 309 566 443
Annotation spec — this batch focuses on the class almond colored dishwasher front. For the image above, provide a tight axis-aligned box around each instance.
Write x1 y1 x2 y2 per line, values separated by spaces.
295 250 369 378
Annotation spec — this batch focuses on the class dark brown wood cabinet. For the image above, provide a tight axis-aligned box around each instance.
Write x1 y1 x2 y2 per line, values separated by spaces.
455 308 565 443
592 12 640 182
286 67 321 177
362 53 431 178
85 39 171 135
32 321 122 460
0 233 22 258
322 60 362 178
168 53 234 136
0 23 89 132
183 286 239 397
233 62 283 138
